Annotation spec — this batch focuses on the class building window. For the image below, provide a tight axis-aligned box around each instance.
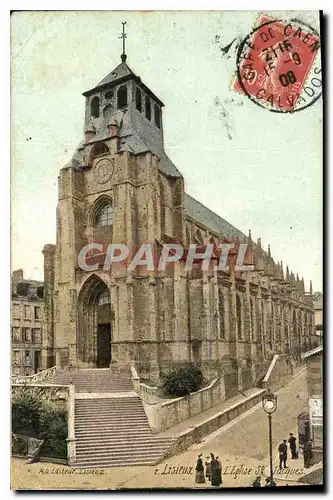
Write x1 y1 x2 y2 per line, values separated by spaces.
91 96 100 118
24 305 31 319
12 327 21 342
194 229 204 245
32 328 41 343
145 97 151 121
13 351 21 365
136 87 142 112
236 294 242 339
23 328 31 342
218 289 225 339
117 85 128 108
154 104 161 128
34 306 41 320
91 142 109 161
251 298 256 341
12 303 21 318
24 351 31 366
98 290 110 307
95 202 114 228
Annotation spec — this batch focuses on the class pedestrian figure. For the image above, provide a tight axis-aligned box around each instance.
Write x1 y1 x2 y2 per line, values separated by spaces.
265 478 276 487
205 456 212 483
288 433 297 459
195 453 205 484
303 439 313 469
216 456 222 486
210 454 222 487
252 476 261 487
278 439 288 469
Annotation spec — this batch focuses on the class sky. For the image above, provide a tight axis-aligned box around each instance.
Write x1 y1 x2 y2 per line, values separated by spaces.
10 10 322 291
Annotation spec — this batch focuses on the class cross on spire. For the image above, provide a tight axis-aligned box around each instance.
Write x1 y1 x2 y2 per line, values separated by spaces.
119 22 127 62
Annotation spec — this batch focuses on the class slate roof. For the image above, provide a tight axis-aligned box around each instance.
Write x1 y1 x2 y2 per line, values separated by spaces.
184 194 248 241
96 61 135 88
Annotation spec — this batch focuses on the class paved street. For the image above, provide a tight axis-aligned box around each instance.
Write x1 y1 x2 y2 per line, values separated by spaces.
11 368 320 490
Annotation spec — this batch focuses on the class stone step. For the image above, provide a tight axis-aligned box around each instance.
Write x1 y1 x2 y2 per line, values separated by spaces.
75 450 166 462
76 443 173 454
72 459 159 468
75 431 153 439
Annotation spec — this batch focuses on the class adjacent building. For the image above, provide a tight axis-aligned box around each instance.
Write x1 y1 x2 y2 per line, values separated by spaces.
301 345 323 463
11 269 44 376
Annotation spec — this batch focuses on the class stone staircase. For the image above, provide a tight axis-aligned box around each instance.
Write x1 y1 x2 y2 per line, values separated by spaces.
43 368 133 393
41 367 174 467
74 397 175 468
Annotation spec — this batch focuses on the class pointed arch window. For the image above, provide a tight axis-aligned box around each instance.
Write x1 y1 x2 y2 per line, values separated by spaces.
218 289 225 339
236 294 242 339
91 96 100 118
95 201 114 228
251 297 256 341
145 97 151 121
117 85 128 109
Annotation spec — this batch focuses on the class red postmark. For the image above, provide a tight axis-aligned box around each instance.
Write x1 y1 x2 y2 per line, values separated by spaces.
235 17 322 112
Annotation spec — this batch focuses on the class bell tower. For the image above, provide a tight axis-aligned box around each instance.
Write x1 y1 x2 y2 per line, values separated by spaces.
50 23 185 374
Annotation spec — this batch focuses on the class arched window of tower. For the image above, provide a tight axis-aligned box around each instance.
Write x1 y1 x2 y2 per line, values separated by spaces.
91 142 109 161
117 85 128 109
95 201 114 228
145 97 151 121
91 96 100 118
136 87 142 112
154 104 161 128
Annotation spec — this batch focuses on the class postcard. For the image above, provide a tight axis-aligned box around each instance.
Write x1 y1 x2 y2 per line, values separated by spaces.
10 10 323 490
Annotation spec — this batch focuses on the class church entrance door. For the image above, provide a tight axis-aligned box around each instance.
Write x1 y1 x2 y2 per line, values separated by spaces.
97 323 111 368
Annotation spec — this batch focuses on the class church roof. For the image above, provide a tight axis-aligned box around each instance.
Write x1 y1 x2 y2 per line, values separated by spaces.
96 61 135 88
184 194 247 241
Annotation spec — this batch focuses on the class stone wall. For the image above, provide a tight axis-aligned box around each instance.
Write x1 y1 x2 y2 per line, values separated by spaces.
158 389 266 462
143 377 225 433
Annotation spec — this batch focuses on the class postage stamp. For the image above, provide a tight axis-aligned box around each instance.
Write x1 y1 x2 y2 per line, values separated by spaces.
234 16 322 112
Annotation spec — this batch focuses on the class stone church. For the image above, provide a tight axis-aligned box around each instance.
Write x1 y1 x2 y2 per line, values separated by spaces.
42 48 314 385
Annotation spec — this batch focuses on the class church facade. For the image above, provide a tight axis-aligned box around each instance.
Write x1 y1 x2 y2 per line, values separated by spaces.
42 51 314 383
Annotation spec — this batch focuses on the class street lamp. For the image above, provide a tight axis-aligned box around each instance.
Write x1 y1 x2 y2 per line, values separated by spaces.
262 389 277 485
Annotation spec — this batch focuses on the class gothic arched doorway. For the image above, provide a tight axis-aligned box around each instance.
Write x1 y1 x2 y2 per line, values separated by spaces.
77 275 112 367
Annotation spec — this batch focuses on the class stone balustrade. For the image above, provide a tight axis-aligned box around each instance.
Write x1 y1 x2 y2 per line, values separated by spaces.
262 353 294 391
143 377 225 433
11 366 57 385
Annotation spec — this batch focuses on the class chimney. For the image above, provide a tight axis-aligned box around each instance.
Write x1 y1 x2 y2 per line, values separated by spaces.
12 269 24 282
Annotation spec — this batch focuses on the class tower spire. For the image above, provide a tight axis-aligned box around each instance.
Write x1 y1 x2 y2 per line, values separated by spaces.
119 21 127 63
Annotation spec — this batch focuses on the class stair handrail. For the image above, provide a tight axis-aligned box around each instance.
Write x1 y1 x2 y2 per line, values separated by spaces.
130 363 140 393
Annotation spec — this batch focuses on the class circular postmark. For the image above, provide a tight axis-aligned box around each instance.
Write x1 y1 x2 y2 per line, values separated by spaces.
235 16 322 112
93 157 114 184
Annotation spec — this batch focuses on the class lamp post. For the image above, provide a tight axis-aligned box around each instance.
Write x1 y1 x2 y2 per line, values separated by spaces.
262 389 277 485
